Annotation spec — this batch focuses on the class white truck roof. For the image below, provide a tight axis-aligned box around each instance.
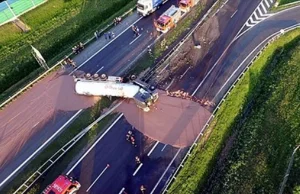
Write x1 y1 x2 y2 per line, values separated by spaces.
75 79 140 98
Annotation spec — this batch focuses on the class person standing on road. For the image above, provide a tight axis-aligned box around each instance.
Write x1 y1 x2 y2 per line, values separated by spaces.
140 185 146 194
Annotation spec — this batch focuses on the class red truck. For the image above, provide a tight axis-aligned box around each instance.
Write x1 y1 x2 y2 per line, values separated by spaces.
42 175 81 194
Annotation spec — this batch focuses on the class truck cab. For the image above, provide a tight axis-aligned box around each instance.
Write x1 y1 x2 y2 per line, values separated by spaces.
132 80 159 112
179 0 200 12
42 175 81 194
137 0 168 16
154 5 181 33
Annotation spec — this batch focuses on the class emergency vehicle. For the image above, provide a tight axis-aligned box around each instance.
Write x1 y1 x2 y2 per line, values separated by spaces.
42 175 81 194
154 5 182 33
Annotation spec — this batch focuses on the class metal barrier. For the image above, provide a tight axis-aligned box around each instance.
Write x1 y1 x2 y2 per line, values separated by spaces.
0 0 47 26
161 24 300 193
0 5 136 109
13 102 123 194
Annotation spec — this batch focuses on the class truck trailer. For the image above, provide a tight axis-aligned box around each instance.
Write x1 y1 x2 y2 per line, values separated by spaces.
74 75 158 112
137 0 169 16
179 0 200 12
154 5 182 33
42 175 81 194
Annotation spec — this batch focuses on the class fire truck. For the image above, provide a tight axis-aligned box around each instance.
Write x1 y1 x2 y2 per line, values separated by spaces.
74 74 159 112
42 175 81 194
179 0 200 12
154 5 182 33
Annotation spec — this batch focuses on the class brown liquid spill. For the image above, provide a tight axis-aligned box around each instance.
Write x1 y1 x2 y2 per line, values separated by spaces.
117 90 212 148
0 70 99 167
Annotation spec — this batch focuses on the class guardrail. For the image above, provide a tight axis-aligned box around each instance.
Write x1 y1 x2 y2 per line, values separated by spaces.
161 24 300 193
12 102 123 194
142 0 225 83
0 5 136 110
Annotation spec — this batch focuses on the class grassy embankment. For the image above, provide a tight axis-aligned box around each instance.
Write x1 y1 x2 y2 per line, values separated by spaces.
0 0 136 103
2 97 117 194
168 28 300 194
272 0 300 11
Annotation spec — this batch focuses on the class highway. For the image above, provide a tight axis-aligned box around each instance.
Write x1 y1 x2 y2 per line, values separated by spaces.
0 0 202 187
62 1 300 194
1 0 299 192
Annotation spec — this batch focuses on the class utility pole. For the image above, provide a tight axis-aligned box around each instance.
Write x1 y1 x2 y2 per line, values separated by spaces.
279 145 300 194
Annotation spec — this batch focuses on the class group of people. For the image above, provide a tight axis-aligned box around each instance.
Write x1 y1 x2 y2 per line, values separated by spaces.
72 42 84 54
132 25 140 37
62 56 76 68
121 185 146 194
166 90 215 107
104 31 115 40
126 130 137 147
114 17 122 25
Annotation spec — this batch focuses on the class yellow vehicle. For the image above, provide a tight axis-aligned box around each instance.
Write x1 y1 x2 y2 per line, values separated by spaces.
154 5 182 33
179 0 200 12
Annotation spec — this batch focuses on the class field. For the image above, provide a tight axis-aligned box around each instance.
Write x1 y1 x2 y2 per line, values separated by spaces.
0 0 135 101
278 0 300 5
167 28 300 194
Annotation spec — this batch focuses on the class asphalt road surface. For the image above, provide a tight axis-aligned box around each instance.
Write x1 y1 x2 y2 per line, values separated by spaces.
0 0 194 187
64 1 300 194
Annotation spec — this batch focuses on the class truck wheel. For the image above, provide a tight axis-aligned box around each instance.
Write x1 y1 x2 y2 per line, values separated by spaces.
149 85 156 91
100 73 108 80
130 75 137 80
85 73 91 79
93 73 99 80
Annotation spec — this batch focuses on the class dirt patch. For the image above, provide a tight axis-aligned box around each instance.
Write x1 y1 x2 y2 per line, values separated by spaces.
117 90 211 147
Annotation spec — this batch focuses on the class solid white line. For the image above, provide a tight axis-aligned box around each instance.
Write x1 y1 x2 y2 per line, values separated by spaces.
179 67 190 79
166 78 175 90
261 3 267 13
95 66 104 74
86 164 110 192
118 187 125 194
66 114 123 174
158 63 170 75
129 34 142 45
231 10 238 18
264 0 270 8
147 141 159 156
0 110 82 188
133 163 143 176
70 17 143 74
150 149 181 194
213 30 281 101
161 144 167 151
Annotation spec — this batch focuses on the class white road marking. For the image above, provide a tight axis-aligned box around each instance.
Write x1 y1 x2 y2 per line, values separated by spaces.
71 17 143 74
179 67 190 79
32 122 40 128
118 187 125 194
261 3 267 13
66 114 123 174
158 63 170 75
264 0 270 8
129 34 142 45
166 78 175 90
147 141 159 156
231 10 238 18
161 144 167 151
95 66 104 74
133 163 143 176
213 29 284 101
0 110 82 188
86 164 110 192
150 149 181 194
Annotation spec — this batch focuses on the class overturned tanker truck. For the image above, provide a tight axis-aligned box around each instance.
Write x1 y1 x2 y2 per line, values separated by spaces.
74 73 159 112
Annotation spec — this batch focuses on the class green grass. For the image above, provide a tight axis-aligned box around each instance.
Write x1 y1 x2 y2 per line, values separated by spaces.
2 97 115 194
167 28 300 194
278 0 300 5
0 0 135 102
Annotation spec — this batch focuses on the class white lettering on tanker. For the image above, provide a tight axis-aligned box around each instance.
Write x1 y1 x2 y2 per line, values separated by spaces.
104 84 124 90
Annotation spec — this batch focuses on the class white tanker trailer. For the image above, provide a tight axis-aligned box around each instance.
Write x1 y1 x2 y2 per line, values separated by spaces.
74 75 158 112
